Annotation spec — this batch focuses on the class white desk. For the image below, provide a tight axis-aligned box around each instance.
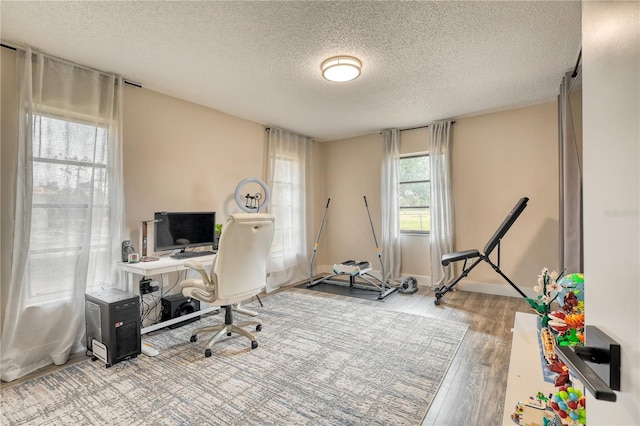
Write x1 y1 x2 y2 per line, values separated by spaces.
117 254 218 334
118 254 215 289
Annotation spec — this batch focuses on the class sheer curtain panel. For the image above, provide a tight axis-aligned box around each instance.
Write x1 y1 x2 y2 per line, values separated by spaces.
381 129 401 283
1 48 125 382
266 128 313 292
429 121 454 289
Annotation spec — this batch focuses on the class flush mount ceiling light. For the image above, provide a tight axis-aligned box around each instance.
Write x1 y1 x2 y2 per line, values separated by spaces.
321 56 362 82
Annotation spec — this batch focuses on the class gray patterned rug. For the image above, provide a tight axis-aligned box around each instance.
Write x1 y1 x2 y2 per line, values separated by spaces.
1 291 467 425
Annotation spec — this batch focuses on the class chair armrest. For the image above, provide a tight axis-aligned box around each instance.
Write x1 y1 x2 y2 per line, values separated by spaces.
179 278 208 290
182 284 215 301
183 260 212 286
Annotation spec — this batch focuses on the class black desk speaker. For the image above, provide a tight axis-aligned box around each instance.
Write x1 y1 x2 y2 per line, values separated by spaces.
160 294 201 329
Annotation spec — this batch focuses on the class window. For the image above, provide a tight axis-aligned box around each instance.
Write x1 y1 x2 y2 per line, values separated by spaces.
269 155 299 257
29 114 111 299
266 128 312 291
399 154 430 233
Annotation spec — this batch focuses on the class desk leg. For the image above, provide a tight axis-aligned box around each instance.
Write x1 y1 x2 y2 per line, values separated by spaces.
123 270 136 294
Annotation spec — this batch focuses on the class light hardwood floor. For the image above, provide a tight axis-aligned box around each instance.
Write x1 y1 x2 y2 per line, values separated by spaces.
2 284 530 425
278 285 531 426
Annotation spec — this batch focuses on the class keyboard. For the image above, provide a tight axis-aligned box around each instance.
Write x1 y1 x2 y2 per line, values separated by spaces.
170 250 216 259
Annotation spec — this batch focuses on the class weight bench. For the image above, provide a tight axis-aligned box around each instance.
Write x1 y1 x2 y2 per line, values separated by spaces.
434 197 530 305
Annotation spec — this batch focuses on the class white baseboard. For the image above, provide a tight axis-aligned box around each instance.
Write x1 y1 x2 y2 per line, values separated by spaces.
457 280 537 299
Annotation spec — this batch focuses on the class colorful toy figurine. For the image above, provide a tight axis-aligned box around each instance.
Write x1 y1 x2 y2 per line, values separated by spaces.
548 386 586 425
511 392 555 426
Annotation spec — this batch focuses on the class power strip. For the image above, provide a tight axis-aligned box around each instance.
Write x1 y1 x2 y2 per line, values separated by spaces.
140 278 160 294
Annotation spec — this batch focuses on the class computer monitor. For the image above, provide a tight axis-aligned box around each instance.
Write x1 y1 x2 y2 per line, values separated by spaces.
153 211 216 253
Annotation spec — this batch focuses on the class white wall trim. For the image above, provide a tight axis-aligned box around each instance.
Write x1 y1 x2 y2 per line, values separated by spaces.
457 280 537 299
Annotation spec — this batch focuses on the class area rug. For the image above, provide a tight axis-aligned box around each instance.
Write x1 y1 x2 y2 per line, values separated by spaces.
1 291 468 425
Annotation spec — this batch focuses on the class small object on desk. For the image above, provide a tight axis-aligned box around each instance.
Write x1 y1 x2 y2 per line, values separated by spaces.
121 240 135 262
141 219 162 261
128 253 140 263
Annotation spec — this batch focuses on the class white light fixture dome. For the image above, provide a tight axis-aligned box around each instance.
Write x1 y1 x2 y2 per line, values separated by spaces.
321 56 362 82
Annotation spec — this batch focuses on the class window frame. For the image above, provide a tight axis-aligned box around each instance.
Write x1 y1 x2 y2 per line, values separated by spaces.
28 111 111 301
399 152 431 235
269 153 298 258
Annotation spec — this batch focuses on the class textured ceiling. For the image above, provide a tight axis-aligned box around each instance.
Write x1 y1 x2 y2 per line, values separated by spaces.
1 1 581 141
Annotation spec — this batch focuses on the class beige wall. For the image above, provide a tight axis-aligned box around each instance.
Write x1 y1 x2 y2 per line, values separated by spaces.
2 45 559 310
123 86 267 251
452 102 560 295
318 133 383 269
319 101 560 295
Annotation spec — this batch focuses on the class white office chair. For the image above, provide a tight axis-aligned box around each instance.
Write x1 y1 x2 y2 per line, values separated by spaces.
179 213 275 357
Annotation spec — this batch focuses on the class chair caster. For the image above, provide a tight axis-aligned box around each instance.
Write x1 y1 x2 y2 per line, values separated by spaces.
256 324 262 332
251 341 258 349
190 335 197 343
205 349 212 357
434 298 441 306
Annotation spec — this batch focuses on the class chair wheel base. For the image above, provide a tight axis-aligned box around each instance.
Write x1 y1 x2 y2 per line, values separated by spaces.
251 341 258 349
205 349 212 357
256 324 262 332
190 335 197 343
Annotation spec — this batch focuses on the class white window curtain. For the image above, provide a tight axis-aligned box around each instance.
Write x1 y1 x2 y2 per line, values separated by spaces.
429 121 454 289
266 128 313 292
1 48 125 382
381 129 401 283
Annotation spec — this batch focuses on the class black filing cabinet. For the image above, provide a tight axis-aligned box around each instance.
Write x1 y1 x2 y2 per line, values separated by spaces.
85 288 141 367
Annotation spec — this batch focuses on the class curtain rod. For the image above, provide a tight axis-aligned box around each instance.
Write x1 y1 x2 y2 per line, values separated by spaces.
264 127 314 141
1 41 142 88
399 121 456 132
379 121 456 135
